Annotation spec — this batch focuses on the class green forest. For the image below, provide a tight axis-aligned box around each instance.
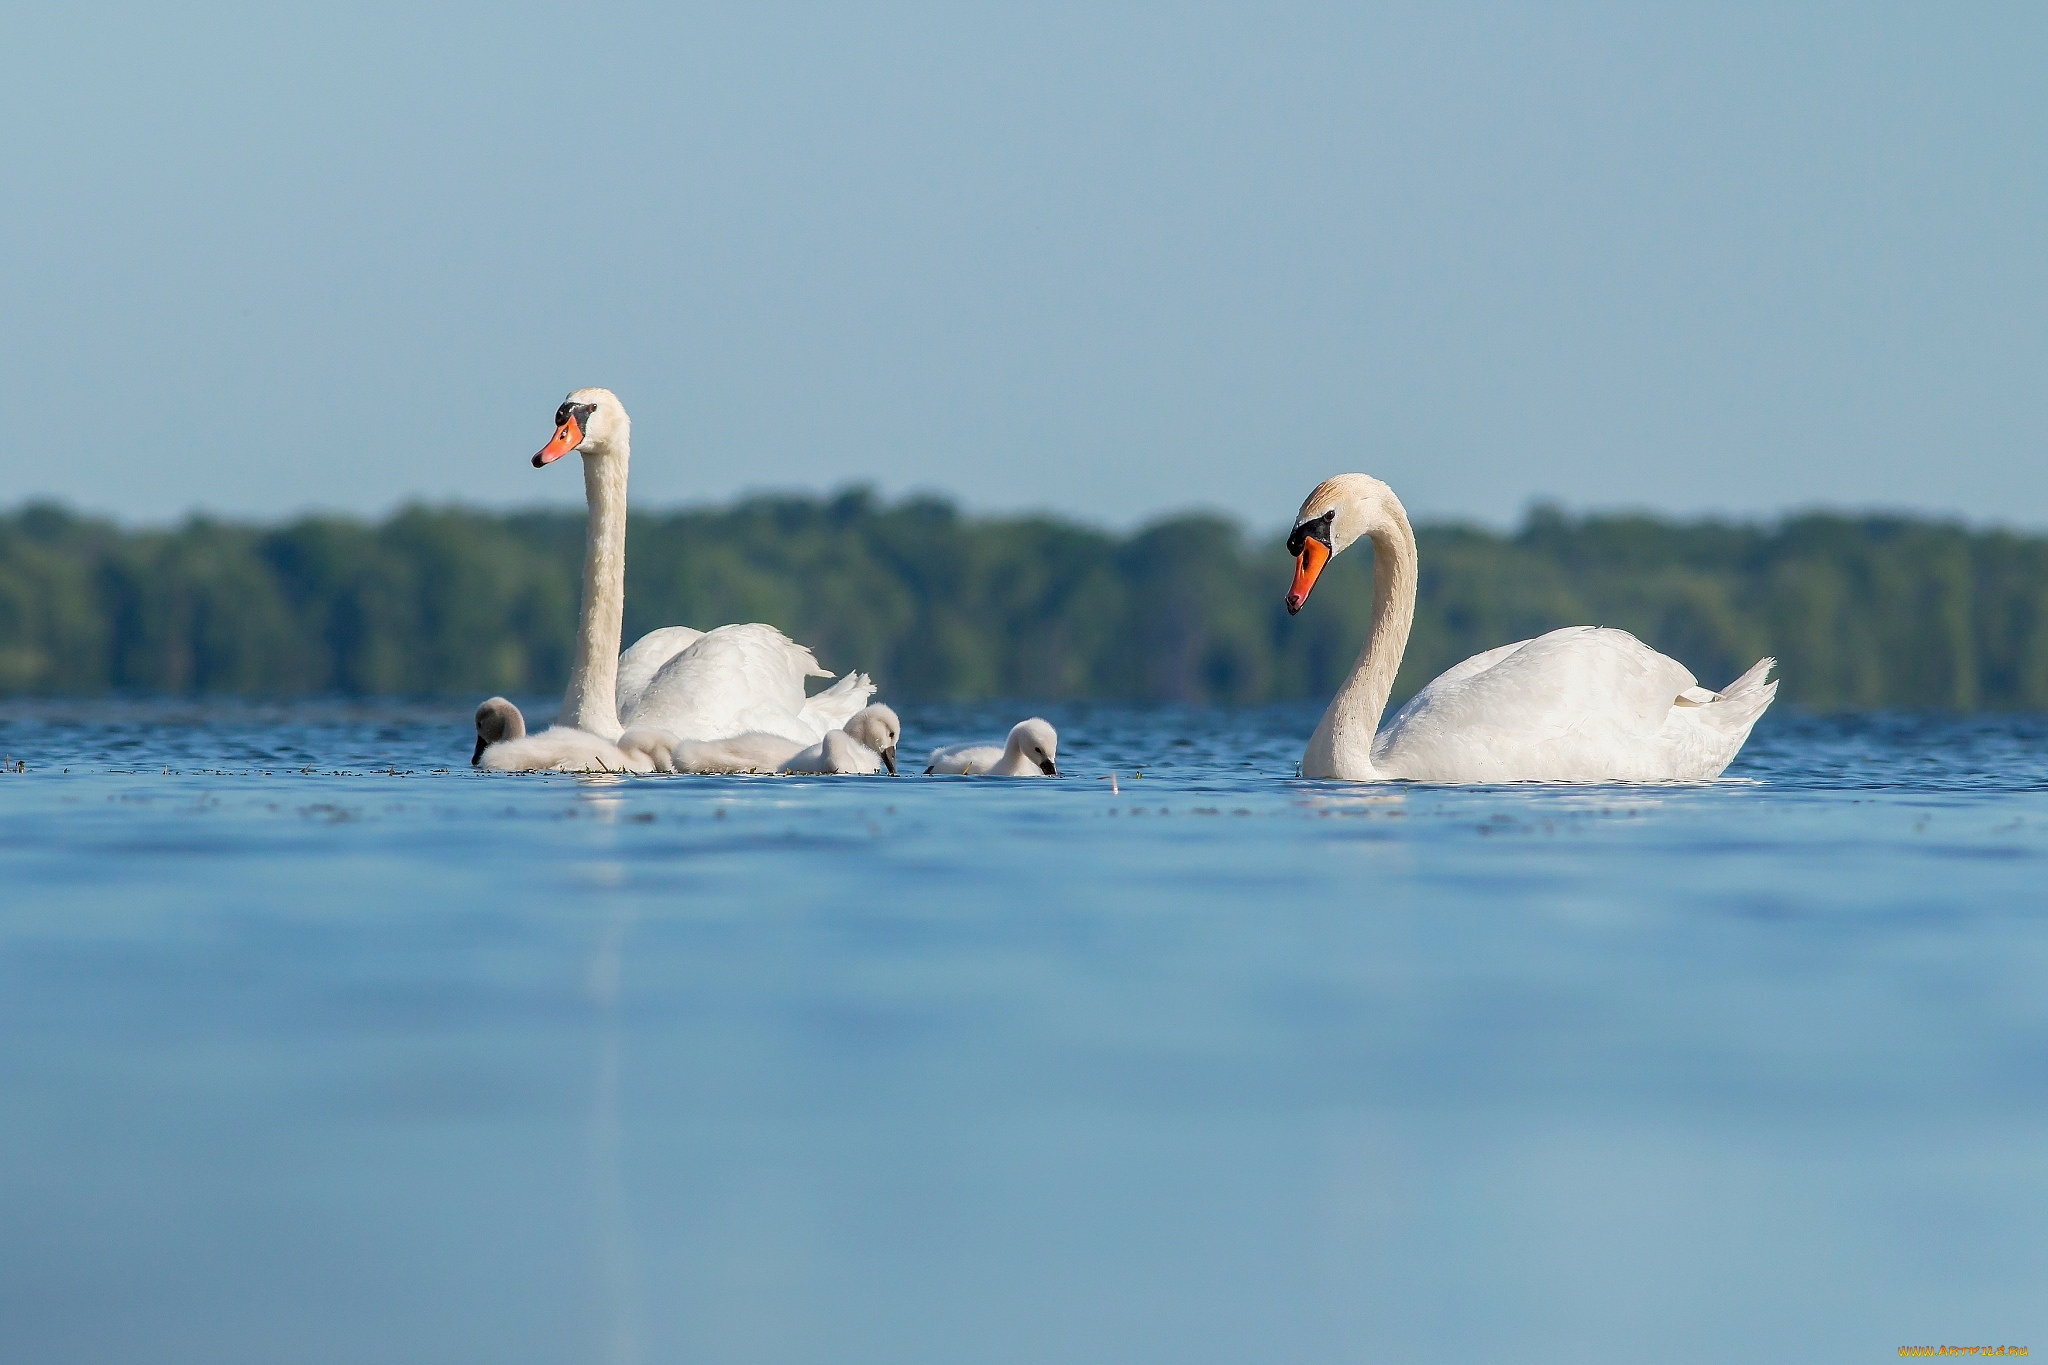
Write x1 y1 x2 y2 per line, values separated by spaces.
1 490 2042 710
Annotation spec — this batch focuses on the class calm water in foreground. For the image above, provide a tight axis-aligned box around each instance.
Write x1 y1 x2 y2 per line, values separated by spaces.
1 700 2044 1364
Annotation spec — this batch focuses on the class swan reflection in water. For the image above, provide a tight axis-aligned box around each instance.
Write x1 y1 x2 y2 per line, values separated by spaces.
584 885 642 1365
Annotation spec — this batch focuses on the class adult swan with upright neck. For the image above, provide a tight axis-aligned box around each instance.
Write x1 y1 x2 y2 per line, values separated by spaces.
1283 474 1777 783
525 387 872 749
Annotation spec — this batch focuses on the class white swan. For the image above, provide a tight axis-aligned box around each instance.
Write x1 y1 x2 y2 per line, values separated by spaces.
925 718 1060 776
529 388 876 748
781 705 901 775
471 697 672 774
1284 474 1778 782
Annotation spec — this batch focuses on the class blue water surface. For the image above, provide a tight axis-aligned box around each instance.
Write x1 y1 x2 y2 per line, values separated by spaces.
1 700 2044 1364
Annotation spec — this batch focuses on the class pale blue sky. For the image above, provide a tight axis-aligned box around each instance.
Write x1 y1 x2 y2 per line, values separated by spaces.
3 2 2043 529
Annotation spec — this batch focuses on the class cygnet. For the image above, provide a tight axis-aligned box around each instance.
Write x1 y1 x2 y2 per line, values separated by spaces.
668 732 805 774
925 717 1059 776
616 727 683 772
471 697 659 773
781 705 901 775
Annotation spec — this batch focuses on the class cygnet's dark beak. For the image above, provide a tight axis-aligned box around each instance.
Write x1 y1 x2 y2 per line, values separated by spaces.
1039 758 1059 775
471 734 487 766
881 745 898 776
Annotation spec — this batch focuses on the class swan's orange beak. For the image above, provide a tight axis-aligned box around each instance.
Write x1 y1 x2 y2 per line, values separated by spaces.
1286 537 1329 615
532 413 584 467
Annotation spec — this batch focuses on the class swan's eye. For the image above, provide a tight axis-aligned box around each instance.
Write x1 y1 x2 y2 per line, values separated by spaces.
1287 510 1336 558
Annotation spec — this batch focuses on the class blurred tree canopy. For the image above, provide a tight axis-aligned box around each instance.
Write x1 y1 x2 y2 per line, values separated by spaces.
2 491 2044 710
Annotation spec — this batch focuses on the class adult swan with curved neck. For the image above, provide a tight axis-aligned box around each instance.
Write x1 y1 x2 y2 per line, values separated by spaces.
530 388 874 747
1284 474 1777 782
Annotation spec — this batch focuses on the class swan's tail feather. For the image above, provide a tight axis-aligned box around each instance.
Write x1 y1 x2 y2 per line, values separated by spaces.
801 671 877 734
779 632 831 679
1706 657 1778 734
1717 656 1776 700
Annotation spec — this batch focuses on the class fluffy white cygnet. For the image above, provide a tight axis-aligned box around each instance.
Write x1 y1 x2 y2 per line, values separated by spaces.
472 697 658 773
780 705 901 775
667 731 805 774
925 717 1059 776
616 727 683 773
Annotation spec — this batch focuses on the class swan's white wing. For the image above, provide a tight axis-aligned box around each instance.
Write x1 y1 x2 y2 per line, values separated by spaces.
615 626 705 719
1413 638 1530 691
623 623 832 743
1376 626 1700 782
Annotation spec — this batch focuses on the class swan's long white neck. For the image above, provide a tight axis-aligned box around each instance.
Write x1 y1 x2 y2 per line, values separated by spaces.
560 436 629 740
1302 497 1417 780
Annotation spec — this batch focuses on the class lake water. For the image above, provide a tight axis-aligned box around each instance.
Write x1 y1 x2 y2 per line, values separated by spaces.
1 700 2043 1364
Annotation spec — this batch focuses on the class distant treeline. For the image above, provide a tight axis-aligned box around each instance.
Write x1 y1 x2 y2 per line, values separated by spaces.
1 491 2043 710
